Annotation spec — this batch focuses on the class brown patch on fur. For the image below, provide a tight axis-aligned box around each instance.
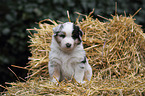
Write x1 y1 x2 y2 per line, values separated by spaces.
50 66 60 81
84 70 91 80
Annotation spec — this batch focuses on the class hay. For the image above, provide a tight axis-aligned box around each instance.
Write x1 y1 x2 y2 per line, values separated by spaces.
2 11 145 95
2 76 145 95
79 15 145 79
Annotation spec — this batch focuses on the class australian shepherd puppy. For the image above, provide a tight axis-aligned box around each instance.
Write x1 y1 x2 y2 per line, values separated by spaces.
48 22 92 84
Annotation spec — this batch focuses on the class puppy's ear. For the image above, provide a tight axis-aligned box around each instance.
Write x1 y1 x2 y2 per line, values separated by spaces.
73 25 83 37
76 25 83 37
53 24 63 35
79 28 83 37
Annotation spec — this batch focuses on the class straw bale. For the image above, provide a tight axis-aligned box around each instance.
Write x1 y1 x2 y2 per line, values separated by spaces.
26 14 145 79
79 15 145 79
2 12 145 95
26 20 56 78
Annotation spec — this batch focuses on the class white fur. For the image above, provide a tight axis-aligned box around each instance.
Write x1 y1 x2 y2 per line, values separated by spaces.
48 22 92 83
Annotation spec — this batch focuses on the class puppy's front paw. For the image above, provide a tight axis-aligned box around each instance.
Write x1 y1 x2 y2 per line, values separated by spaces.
77 80 87 84
50 81 59 86
50 78 59 85
80 81 87 84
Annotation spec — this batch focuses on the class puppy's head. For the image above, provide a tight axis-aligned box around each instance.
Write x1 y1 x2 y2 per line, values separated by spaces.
53 22 83 52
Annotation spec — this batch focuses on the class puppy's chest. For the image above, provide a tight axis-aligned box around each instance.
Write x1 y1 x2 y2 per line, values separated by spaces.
59 55 82 77
60 55 79 68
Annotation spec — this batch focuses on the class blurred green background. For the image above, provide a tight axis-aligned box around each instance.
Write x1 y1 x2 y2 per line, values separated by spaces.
0 0 145 92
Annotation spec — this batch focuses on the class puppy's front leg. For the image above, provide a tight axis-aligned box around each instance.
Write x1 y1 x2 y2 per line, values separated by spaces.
84 64 92 81
74 63 85 83
48 62 60 83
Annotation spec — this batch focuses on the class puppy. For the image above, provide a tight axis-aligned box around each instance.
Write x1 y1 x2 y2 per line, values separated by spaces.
48 22 92 83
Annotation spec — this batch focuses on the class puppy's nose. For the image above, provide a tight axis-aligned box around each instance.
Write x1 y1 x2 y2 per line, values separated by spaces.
66 43 71 48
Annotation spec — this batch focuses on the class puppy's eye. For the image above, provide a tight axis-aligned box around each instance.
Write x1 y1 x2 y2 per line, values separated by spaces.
59 34 65 38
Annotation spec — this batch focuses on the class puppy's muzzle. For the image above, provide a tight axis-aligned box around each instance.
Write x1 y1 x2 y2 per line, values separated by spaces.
66 43 71 48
